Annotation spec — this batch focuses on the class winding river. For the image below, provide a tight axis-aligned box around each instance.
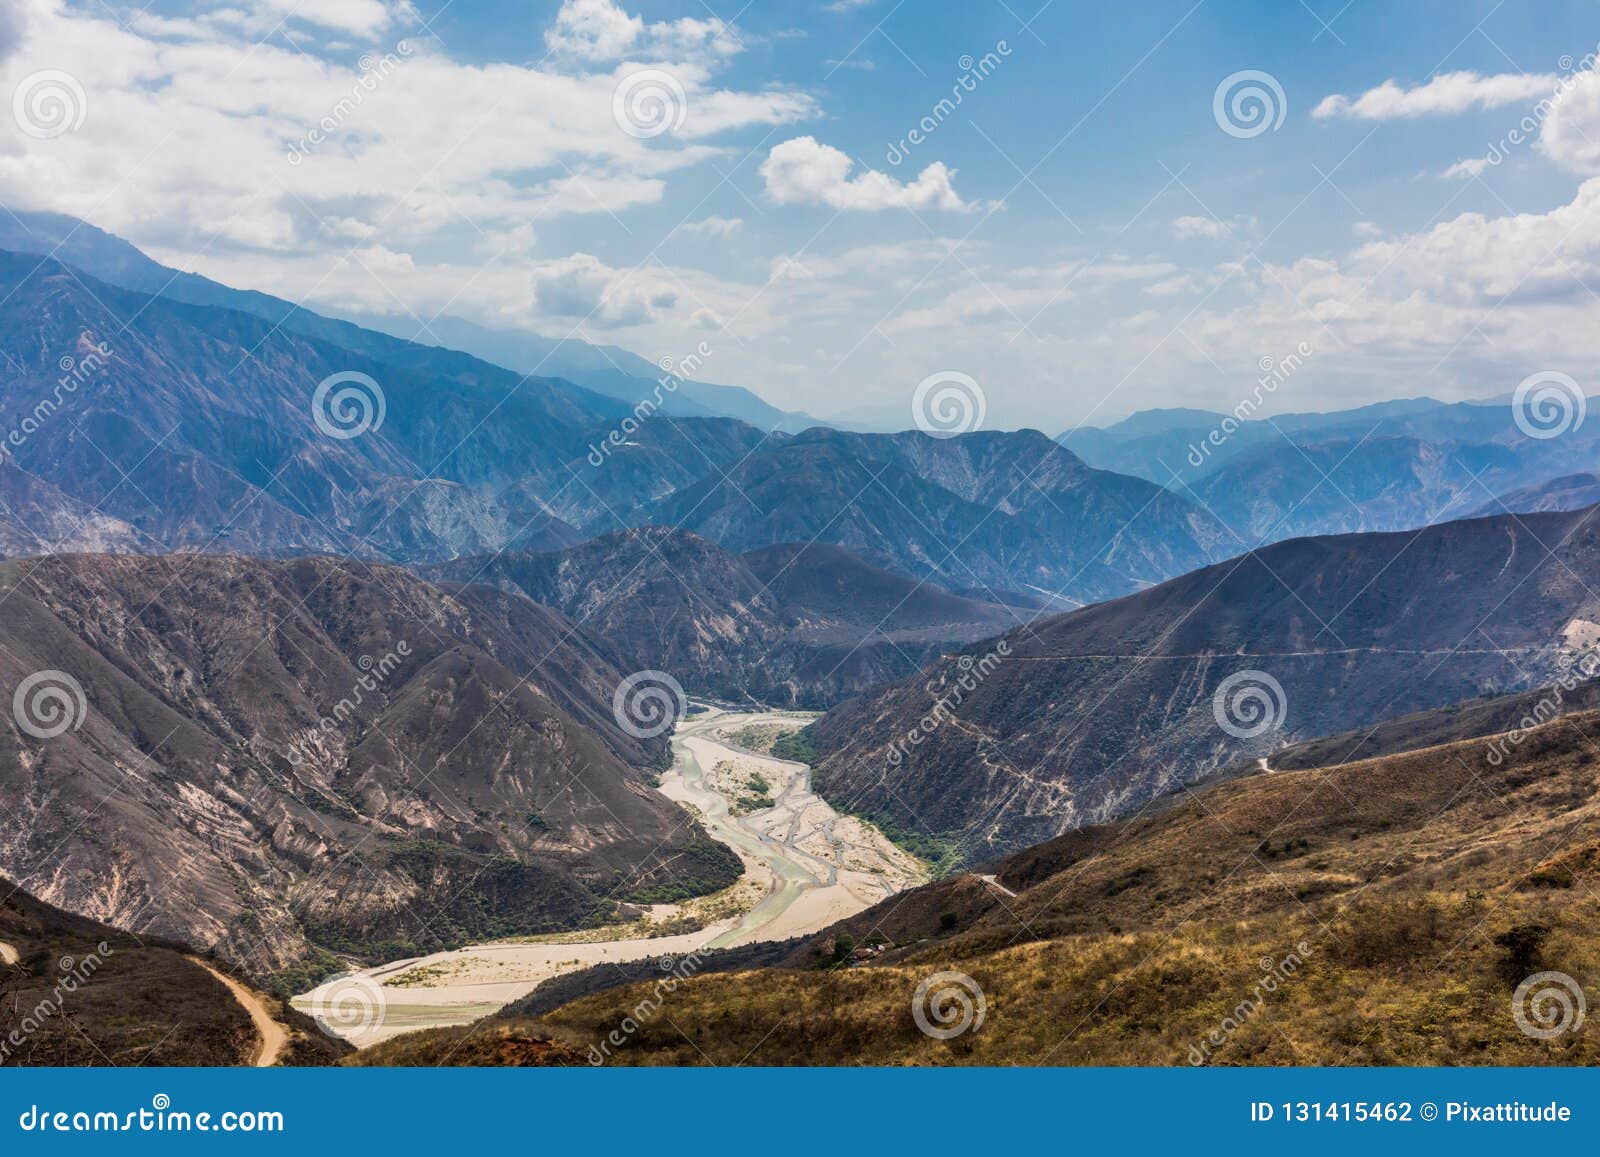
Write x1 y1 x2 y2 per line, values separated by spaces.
293 706 923 1047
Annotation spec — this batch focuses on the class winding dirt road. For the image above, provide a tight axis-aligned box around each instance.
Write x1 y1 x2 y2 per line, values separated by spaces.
189 957 287 1067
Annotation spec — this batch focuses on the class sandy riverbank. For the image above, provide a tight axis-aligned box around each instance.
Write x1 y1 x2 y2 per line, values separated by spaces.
293 706 924 1047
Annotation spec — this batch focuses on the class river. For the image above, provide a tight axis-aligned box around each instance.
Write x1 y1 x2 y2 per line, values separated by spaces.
292 706 924 1047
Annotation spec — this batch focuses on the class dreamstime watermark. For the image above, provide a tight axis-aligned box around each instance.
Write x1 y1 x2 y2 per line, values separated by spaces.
885 41 1012 166
587 341 714 467
1485 644 1600 766
304 973 387 1038
1511 970 1586 1040
1 333 112 469
11 670 88 741
912 970 985 1040
17 1096 284 1134
11 69 87 139
911 370 986 438
285 42 414 165
311 370 386 440
886 642 1010 767
612 670 687 739
612 68 687 138
1187 941 1311 1064
1185 341 1315 469
1510 370 1584 440
285 642 412 766
587 950 707 1064
1467 46 1600 175
1 944 114 1065
1212 669 1287 739
1213 70 1287 138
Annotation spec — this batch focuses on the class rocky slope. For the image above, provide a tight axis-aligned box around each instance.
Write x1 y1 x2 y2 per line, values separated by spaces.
807 504 1600 859
0 554 739 980
432 528 1020 707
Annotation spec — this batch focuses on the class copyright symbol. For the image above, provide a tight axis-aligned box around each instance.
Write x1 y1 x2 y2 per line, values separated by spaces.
1420 1102 1438 1121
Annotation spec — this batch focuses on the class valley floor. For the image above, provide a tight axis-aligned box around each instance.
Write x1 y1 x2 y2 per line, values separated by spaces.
293 707 924 1047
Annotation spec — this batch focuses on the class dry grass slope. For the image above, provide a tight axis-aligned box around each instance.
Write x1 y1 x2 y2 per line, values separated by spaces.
367 704 1600 1066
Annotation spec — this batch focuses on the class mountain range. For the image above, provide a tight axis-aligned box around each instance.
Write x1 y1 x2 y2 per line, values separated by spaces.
808 503 1600 859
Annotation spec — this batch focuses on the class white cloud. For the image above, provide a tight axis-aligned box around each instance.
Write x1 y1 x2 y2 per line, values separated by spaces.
1540 70 1600 174
1441 156 1491 180
1313 70 1557 119
1177 217 1235 243
677 215 743 237
759 135 975 211
1144 274 1196 296
0 0 813 328
532 253 677 327
544 0 741 64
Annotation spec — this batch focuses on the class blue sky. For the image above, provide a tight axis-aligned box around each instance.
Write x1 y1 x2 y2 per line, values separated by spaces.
4 0 1600 431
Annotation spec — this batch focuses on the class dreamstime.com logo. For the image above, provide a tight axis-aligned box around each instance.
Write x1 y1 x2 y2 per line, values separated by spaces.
613 68 687 138
11 670 88 741
1512 971 1587 1040
12 69 87 139
912 371 986 438
612 670 687 739
305 973 387 1038
1185 341 1314 469
1213 70 1287 138
312 371 386 440
912 970 986 1040
16 1095 283 1134
1212 669 1287 739
1511 370 1584 440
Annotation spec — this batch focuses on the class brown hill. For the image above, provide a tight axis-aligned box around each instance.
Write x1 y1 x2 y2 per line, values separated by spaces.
412 695 1600 1066
808 504 1600 859
1 876 344 1066
0 553 739 982
431 528 1020 707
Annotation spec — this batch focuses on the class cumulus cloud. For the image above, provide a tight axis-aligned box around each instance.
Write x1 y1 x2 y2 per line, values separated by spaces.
0 0 814 332
1539 70 1600 173
533 253 677 327
759 136 976 211
544 0 740 63
1313 70 1558 119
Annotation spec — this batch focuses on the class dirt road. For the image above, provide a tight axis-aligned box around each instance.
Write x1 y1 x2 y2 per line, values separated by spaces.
189 957 287 1067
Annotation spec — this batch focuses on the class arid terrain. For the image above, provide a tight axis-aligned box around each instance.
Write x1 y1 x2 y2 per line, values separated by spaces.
295 707 923 1046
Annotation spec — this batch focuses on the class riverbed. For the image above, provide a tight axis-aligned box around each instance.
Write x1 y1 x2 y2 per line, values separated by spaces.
292 706 924 1047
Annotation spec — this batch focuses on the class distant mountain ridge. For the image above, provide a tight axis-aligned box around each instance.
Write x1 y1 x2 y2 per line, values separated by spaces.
0 208 822 434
